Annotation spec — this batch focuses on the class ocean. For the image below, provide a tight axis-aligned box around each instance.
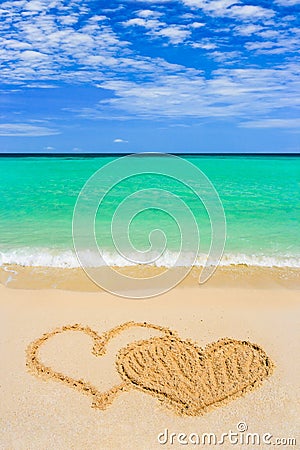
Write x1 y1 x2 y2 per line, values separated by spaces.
0 155 299 269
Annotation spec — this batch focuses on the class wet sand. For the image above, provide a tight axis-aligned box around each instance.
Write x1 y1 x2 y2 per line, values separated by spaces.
1 264 300 291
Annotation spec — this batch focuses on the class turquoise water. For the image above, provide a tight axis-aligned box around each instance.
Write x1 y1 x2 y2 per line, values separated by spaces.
0 155 299 268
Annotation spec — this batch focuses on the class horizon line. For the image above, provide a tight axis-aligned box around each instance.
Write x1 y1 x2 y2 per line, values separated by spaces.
0 152 299 157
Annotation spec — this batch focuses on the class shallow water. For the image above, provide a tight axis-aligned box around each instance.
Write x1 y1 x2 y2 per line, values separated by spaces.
0 155 299 268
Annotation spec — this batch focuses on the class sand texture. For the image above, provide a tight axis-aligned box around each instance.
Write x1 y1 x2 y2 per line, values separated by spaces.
26 322 274 417
2 264 300 290
1 285 299 449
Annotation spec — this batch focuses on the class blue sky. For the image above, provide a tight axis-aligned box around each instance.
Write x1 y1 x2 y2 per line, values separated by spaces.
0 0 299 153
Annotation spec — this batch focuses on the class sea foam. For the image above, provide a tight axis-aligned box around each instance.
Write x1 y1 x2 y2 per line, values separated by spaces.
1 248 300 268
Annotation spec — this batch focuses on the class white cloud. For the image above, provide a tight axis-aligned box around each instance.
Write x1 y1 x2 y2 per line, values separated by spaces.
191 41 217 50
20 50 48 60
240 118 300 128
123 16 190 44
25 83 58 88
122 17 166 38
234 24 263 36
282 15 297 21
156 26 190 44
3 39 31 49
123 18 149 27
181 13 195 19
59 15 78 25
259 30 279 39
0 0 291 90
80 63 300 121
113 138 128 143
0 0 298 129
229 5 275 20
0 123 60 136
25 1 45 12
190 22 205 28
183 0 237 11
0 0 130 84
136 9 163 18
246 34 299 55
210 50 241 63
182 0 275 21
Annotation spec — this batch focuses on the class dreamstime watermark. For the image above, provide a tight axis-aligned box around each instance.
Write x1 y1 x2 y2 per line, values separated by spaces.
72 153 226 298
157 422 297 446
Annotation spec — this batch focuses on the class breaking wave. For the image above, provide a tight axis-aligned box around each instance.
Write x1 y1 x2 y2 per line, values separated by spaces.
1 248 300 268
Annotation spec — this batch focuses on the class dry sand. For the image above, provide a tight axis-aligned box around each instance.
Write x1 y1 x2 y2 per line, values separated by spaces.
1 284 299 449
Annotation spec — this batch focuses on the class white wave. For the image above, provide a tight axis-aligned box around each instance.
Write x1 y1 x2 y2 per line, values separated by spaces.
0 248 300 268
0 248 79 269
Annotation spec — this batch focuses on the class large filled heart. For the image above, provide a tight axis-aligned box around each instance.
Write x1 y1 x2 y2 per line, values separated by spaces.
26 322 274 416
117 335 274 416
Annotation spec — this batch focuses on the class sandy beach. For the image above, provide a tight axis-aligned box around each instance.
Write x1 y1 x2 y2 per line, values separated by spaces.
2 264 300 291
1 0 299 444
1 283 299 449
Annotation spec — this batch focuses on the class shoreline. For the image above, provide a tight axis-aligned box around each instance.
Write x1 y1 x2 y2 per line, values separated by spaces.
1 264 300 291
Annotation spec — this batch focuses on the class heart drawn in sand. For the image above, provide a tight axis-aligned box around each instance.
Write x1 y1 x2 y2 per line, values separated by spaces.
26 322 274 416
